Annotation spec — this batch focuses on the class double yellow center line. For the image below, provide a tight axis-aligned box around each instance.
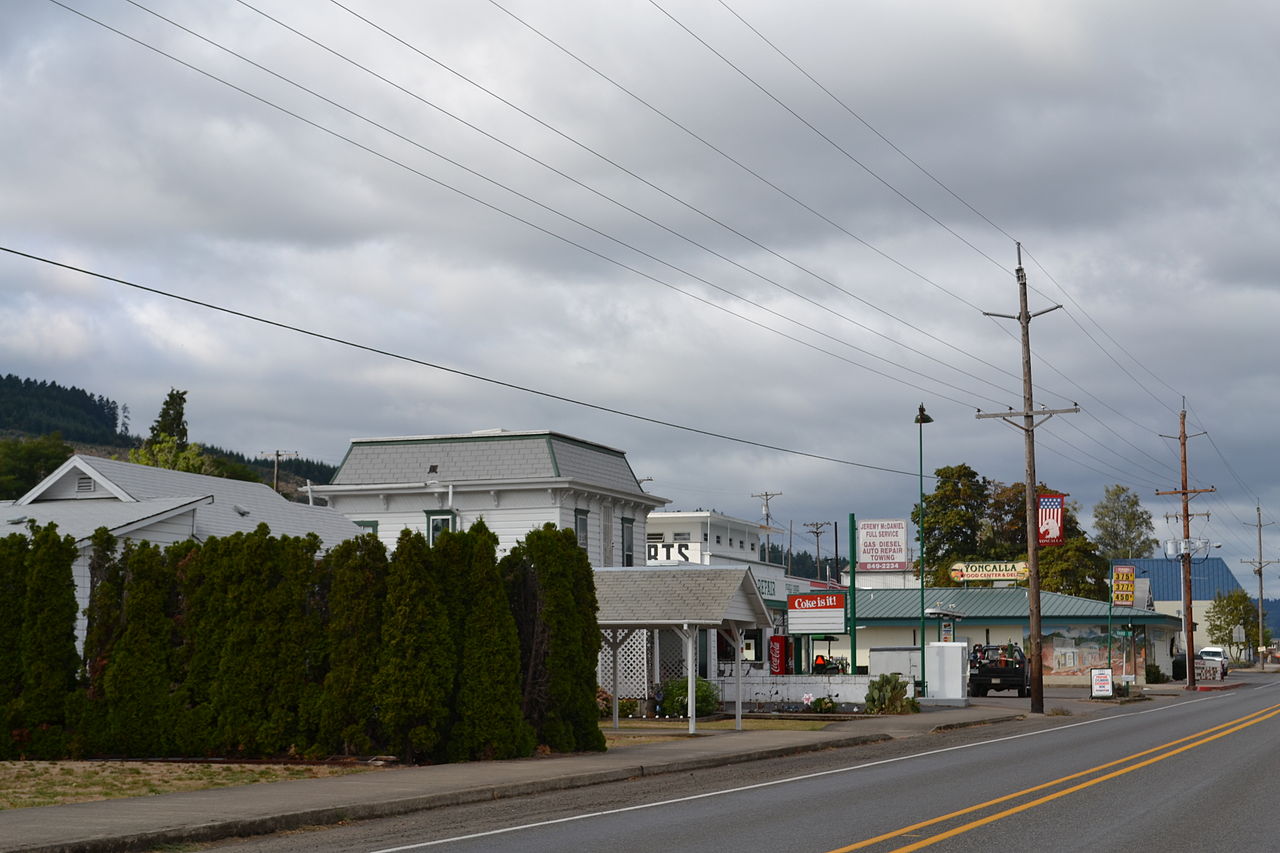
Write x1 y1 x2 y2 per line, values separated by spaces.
827 702 1280 853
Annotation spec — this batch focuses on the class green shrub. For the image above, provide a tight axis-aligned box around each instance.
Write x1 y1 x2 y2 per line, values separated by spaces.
659 677 720 717
807 695 839 713
863 674 920 714
1145 663 1170 684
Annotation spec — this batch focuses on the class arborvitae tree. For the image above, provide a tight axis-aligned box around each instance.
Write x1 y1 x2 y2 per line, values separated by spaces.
205 528 323 756
103 542 176 757
172 538 226 756
209 528 275 755
78 529 122 755
503 523 605 752
447 521 534 761
374 530 453 763
0 532 30 759
319 533 388 756
257 533 325 754
18 523 80 758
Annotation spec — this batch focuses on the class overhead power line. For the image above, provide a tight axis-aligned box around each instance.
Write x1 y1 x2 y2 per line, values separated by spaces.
0 245 943 482
50 0 1003 410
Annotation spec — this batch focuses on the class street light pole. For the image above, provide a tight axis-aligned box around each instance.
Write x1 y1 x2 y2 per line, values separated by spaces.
915 403 933 699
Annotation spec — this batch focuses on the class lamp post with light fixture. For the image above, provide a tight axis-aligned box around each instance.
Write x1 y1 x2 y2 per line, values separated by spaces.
915 403 933 698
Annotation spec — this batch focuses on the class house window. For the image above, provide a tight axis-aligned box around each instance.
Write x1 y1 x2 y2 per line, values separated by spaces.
425 511 454 545
355 520 379 535
715 535 722 545
574 509 589 549
646 532 664 543
673 531 691 542
621 518 634 567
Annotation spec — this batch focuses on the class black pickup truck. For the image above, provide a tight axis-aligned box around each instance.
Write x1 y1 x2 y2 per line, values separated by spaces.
968 644 1030 697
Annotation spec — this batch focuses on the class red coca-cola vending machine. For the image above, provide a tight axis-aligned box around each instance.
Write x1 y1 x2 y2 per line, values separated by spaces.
768 635 788 675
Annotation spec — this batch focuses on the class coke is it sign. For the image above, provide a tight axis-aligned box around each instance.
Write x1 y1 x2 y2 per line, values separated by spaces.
787 593 846 633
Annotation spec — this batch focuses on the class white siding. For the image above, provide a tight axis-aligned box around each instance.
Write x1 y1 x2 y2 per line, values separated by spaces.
331 485 658 568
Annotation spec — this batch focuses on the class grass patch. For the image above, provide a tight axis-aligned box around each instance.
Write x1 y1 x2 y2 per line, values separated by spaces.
0 761 372 810
600 716 833 746
1046 707 1073 716
601 718 831 732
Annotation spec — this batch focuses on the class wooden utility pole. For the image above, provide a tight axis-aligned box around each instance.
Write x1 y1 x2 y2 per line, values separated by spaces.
978 245 1078 714
1241 506 1276 670
804 521 831 581
1156 408 1214 690
753 491 782 563
259 450 300 492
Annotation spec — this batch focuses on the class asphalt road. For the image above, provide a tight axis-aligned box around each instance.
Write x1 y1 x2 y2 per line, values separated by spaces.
203 675 1280 853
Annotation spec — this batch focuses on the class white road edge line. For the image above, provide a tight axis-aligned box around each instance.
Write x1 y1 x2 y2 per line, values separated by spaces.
368 693 1229 852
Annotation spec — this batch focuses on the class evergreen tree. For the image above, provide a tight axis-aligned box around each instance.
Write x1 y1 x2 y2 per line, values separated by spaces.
79 529 122 755
319 533 388 756
0 532 30 759
503 524 605 753
258 532 325 754
103 542 176 756
18 523 80 757
0 433 75 499
447 521 534 761
172 538 225 756
374 530 453 763
148 388 189 449
208 528 277 755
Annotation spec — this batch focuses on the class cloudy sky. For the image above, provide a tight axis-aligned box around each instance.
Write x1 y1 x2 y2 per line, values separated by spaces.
4 1 1278 591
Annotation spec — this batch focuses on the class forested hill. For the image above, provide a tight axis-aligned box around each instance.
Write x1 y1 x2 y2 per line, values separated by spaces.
1 375 337 486
0 374 129 446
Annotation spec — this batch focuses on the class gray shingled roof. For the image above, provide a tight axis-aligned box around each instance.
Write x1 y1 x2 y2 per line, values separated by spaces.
14 455 362 548
330 430 651 497
594 568 771 628
853 586 1179 625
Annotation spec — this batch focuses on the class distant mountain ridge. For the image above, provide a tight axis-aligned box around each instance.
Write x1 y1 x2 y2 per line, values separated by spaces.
1 374 336 488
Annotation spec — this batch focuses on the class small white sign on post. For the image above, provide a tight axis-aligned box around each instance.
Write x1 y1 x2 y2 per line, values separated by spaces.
1091 668 1114 698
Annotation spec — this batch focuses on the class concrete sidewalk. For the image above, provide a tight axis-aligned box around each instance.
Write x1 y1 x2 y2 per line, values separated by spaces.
1 704 1025 853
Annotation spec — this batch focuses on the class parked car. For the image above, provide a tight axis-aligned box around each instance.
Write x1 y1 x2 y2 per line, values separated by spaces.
968 643 1030 697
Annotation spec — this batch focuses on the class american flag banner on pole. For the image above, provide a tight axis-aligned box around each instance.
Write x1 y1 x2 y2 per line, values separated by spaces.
1038 494 1065 546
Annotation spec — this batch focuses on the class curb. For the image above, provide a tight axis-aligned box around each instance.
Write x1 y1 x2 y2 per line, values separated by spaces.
1195 681 1246 692
930 714 1024 733
9 734 893 853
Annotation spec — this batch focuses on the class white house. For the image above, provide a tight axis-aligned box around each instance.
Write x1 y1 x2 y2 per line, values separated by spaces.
4 454 364 641
644 509 782 567
308 429 669 565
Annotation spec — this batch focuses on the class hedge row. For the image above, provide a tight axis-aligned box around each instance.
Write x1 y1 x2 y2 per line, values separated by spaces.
1 520 602 762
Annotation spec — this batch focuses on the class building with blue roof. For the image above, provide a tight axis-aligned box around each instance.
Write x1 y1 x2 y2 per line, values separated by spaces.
1110 558 1245 655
